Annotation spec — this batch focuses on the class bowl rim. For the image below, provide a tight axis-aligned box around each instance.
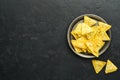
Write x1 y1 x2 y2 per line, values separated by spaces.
67 14 111 58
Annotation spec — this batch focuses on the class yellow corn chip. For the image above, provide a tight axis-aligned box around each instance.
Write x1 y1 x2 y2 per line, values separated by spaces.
73 22 82 34
86 26 100 40
96 41 105 51
71 40 82 52
81 23 93 35
76 37 87 49
74 47 83 53
71 22 86 39
86 31 97 40
105 60 118 74
98 22 111 31
86 41 99 57
92 60 106 74
91 39 105 51
86 32 95 40
86 39 104 57
84 16 96 27
71 31 79 39
77 36 87 41
97 31 110 41
81 48 87 52
71 38 87 52
73 23 93 35
102 32 110 41
71 40 78 48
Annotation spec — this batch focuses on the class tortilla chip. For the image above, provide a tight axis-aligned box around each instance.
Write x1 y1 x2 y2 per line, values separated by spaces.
91 39 105 51
78 37 87 53
74 47 83 53
98 22 111 31
89 24 110 41
86 26 100 40
76 37 87 49
71 40 82 52
92 60 106 74
77 36 87 41
71 38 87 52
73 22 82 34
71 40 78 48
102 32 110 41
86 39 104 57
71 31 79 39
86 40 99 57
97 31 110 41
84 16 97 27
105 60 118 74
96 41 105 51
81 23 93 35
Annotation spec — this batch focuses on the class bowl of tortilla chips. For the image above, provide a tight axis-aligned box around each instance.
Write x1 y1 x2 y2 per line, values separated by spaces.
67 14 111 58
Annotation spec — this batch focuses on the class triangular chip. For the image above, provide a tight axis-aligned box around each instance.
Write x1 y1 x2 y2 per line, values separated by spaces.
92 39 105 51
81 23 93 35
86 41 99 57
84 16 96 27
71 23 93 37
71 38 87 52
71 40 78 48
97 31 110 41
96 41 105 51
101 32 110 41
86 26 99 40
98 22 111 31
81 48 87 53
74 47 83 53
71 31 79 39
73 22 82 35
71 23 83 39
86 32 95 40
105 60 118 74
76 37 87 49
77 36 87 41
92 60 106 74
71 40 82 53
71 22 83 39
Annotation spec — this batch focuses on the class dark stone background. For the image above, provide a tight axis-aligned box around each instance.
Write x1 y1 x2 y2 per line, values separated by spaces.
0 0 120 80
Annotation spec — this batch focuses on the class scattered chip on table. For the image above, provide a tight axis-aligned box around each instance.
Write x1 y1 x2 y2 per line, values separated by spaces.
92 60 106 74
105 60 118 74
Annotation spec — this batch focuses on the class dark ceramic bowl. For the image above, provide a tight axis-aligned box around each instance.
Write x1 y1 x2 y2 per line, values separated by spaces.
67 14 111 58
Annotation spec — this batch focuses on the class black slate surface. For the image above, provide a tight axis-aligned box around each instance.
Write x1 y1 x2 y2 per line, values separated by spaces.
0 0 120 80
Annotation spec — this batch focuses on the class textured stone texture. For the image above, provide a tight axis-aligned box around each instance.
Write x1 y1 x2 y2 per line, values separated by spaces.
0 0 120 80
